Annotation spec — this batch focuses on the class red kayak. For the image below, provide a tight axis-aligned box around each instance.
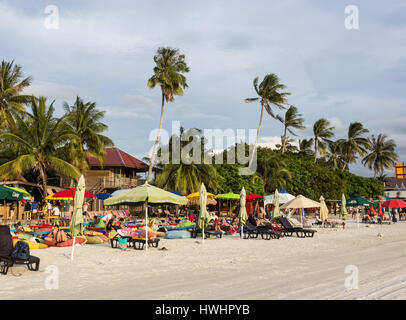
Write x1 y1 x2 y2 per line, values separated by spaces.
45 237 86 247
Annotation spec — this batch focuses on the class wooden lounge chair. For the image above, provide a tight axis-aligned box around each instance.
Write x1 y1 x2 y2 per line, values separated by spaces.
0 226 40 275
279 217 316 238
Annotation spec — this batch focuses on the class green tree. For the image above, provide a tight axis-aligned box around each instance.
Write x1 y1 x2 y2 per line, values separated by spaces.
276 106 305 153
63 96 114 173
362 134 398 178
0 97 81 198
298 138 314 156
257 154 291 192
245 74 290 169
337 122 371 170
0 60 32 130
312 118 335 162
147 47 190 183
326 140 346 170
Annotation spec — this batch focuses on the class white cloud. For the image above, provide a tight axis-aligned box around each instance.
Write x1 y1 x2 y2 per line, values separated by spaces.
22 82 81 99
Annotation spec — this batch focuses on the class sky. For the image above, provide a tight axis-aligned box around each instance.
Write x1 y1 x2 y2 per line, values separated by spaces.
1 0 405 177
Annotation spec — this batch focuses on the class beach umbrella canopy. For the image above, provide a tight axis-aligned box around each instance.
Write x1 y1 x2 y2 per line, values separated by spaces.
187 191 216 200
167 190 186 197
246 194 264 201
0 185 23 201
198 183 211 233
341 194 348 220
111 189 131 196
3 186 31 198
104 183 188 206
382 199 406 208
264 192 295 204
96 193 111 200
273 189 281 218
319 195 329 221
71 175 85 237
216 192 240 200
238 187 248 237
280 195 321 209
346 196 377 207
47 188 96 200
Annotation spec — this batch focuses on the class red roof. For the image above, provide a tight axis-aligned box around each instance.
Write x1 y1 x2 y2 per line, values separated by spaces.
87 147 149 171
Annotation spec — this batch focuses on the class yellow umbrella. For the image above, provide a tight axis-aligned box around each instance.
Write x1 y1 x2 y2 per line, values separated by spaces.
187 192 216 201
319 195 329 222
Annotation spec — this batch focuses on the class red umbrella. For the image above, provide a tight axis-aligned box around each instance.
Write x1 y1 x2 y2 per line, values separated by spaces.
246 194 264 200
382 199 406 208
368 205 377 216
48 188 96 200
378 201 383 217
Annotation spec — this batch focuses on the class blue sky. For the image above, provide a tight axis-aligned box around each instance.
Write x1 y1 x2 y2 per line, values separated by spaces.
1 0 405 177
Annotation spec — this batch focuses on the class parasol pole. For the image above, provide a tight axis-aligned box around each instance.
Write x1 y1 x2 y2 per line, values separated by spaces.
145 199 148 251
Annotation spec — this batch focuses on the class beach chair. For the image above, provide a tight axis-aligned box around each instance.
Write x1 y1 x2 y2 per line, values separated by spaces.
279 217 316 238
0 226 40 275
132 238 160 250
190 227 223 239
243 222 281 240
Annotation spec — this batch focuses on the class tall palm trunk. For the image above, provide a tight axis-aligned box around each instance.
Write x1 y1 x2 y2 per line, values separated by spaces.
314 138 318 162
39 164 48 200
282 125 287 153
248 102 264 170
147 93 165 183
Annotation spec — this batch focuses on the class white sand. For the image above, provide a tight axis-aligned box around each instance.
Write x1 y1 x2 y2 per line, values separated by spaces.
2 219 406 300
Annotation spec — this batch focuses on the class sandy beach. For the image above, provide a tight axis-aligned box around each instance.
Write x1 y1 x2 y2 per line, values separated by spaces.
1 219 406 300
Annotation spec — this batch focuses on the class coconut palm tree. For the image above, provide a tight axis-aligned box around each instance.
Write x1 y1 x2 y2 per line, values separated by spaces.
298 138 314 156
276 106 305 153
245 74 290 170
63 96 114 173
337 122 371 170
362 134 398 178
326 140 346 170
0 97 81 198
312 118 335 161
146 47 190 183
0 60 32 130
257 154 291 192
155 128 222 194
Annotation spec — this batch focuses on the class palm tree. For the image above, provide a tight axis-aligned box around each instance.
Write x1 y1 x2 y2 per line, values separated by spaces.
0 97 81 198
326 140 346 170
155 128 222 194
362 134 398 178
0 60 32 130
63 96 114 173
257 155 291 192
146 47 190 183
276 106 305 153
312 118 335 161
298 138 314 156
245 74 290 169
337 122 371 170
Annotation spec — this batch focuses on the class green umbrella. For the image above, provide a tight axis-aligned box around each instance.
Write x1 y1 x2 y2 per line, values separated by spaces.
341 194 348 221
3 186 31 198
198 183 211 241
273 189 281 219
216 192 240 200
71 174 85 237
104 183 188 249
0 185 23 201
346 196 376 207
238 187 248 239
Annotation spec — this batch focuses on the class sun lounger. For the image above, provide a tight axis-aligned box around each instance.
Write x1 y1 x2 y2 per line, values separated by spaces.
279 217 316 238
243 222 281 240
132 238 160 250
0 226 40 275
190 227 222 239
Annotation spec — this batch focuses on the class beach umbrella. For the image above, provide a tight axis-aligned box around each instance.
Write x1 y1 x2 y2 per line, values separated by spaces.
382 199 406 208
280 195 321 209
368 205 377 216
198 183 211 241
47 188 96 200
216 192 240 200
378 201 383 217
264 191 295 204
3 186 31 198
238 187 248 239
70 175 85 261
319 195 329 222
0 185 23 201
96 193 111 200
346 196 377 207
167 190 186 197
341 194 348 221
104 183 188 250
273 189 281 219
187 191 216 200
